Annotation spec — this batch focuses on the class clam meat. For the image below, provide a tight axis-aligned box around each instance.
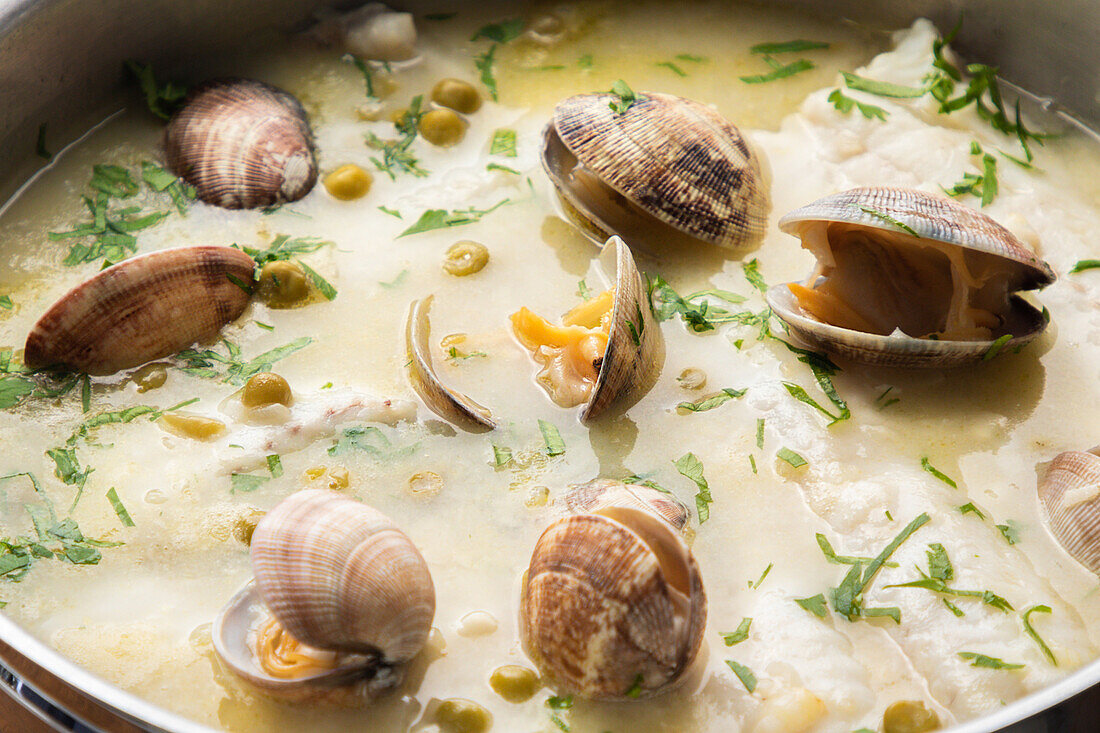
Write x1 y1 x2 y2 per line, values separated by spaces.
542 91 769 251
1039 447 1100 575
165 79 318 209
342 3 417 62
767 187 1056 367
24 245 255 375
565 478 689 532
213 489 435 701
520 503 706 699
510 236 664 422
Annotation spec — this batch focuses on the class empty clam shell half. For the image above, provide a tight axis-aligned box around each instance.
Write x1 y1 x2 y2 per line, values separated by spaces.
565 478 689 532
213 489 435 698
543 91 769 251
511 236 664 423
24 245 254 375
767 187 1055 368
405 295 496 432
165 79 318 209
1039 449 1100 575
520 507 706 699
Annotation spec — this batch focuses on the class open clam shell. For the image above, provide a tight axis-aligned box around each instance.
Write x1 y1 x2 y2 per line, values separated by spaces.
565 478 689 532
213 489 435 698
520 507 706 699
1039 449 1100 575
165 79 318 209
767 187 1055 368
542 91 769 251
405 295 497 432
24 245 254 375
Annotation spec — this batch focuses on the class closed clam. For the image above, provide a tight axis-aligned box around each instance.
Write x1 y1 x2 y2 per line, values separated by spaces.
565 478 689 532
165 79 318 209
1038 447 1100 574
405 295 497 432
542 91 769 251
767 187 1056 367
520 504 706 699
511 236 664 422
24 245 254 375
213 489 435 701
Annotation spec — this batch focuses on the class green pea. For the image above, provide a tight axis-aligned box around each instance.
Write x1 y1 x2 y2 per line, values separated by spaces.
257 260 311 308
883 700 940 733
419 109 467 147
241 372 293 408
489 665 540 703
132 363 168 393
443 241 490 276
431 79 482 114
435 698 492 733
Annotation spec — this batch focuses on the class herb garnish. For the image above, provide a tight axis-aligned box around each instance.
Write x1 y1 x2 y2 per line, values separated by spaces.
538 419 566 457
725 660 757 692
489 128 517 157
230 473 269 494
943 142 999 206
1022 605 1057 665
776 447 807 468
750 39 829 55
886 542 1014 612
345 54 377 99
720 618 753 645
857 205 920 238
365 95 428 179
173 337 313 385
106 487 135 527
875 386 900 409
608 79 638 114
921 456 958 488
958 502 986 519
749 562 773 589
125 61 188 120
266 454 284 479
141 161 195 215
471 19 524 101
674 452 712 523
996 520 1021 545
491 444 513 467
841 72 925 99
982 334 1013 361
623 474 672 494
328 425 416 461
1070 260 1100 274
740 57 814 84
755 418 765 449
827 89 888 120
676 387 746 414
656 61 687 77
816 534 896 567
958 652 1024 670
795 594 829 618
397 199 509 237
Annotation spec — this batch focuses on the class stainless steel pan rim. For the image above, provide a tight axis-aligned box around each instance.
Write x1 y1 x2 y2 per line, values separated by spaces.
1 0 1099 730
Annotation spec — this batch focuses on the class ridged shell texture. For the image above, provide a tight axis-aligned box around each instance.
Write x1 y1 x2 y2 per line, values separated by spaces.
1039 450 1100 575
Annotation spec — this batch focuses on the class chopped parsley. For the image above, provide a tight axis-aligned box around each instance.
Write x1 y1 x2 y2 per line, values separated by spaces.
857 205 920 238
328 425 416 461
1022 605 1057 665
0 295 11 310
397 199 510 238
623 474 672 494
943 142 999 206
365 95 427 179
538 420 566 457
749 562 773 589
776 447 807 468
471 19 524 101
608 79 638 114
656 61 687 77
491 444 513 467
720 617 753 645
577 54 594 69
446 346 487 363
173 337 313 385
982 334 1013 361
676 53 707 63
887 542 1014 613
487 162 520 175
265 454 283 479
755 418 765 449
345 54 377 99
124 60 188 120
750 39 829 55
816 534 895 567
298 261 337 301
827 88 888 120
958 652 1024 670
230 473 269 494
795 594 828 618
783 382 847 425
725 660 757 692
676 387 746 414
875 386 900 409
921 456 958 488
674 452 712 524
105 487 135 527
958 502 986 519
140 161 195 215
740 57 814 84
996 520 1022 545
841 71 925 98
624 674 644 698
489 128 517 157
1070 260 1100 274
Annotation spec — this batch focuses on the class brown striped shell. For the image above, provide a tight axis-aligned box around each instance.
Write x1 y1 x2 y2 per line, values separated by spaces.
542 91 769 251
213 489 435 698
24 246 254 375
1039 448 1100 574
405 294 497 432
165 79 318 209
565 478 689 532
767 187 1056 368
520 507 706 699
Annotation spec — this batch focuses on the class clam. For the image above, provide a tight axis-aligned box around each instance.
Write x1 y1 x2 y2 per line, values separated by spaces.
1038 447 1100 574
165 79 317 209
520 505 706 699
565 478 689 532
405 295 497 432
767 187 1056 367
542 91 769 251
24 245 254 375
213 489 435 701
510 236 664 422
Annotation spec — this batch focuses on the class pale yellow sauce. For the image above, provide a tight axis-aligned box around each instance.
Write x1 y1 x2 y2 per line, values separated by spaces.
0 3 1099 733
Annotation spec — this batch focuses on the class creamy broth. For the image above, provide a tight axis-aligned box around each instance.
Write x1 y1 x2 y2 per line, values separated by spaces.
2 2 1100 732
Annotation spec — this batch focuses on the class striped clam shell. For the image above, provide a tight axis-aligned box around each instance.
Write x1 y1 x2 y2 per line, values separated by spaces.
249 489 435 662
406 295 497 432
1039 449 1100 575
520 507 706 699
544 91 769 250
768 187 1055 368
24 246 254 375
165 79 317 209
581 236 664 422
565 478 689 532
